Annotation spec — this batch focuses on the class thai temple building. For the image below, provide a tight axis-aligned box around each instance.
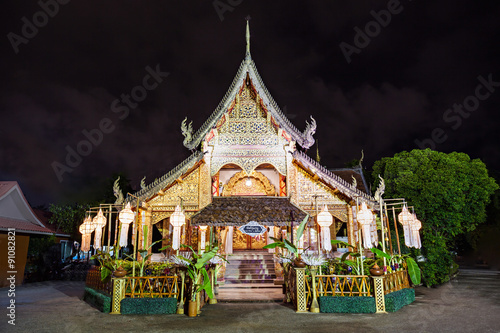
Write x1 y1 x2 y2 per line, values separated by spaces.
128 21 377 257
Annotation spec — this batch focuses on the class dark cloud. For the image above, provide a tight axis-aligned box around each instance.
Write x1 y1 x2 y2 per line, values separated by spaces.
1 0 499 206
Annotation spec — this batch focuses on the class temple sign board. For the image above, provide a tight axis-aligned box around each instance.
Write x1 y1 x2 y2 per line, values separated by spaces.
238 221 266 237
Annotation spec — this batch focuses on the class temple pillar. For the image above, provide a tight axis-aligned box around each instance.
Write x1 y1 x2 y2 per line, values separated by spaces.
347 205 355 248
199 226 208 253
162 218 169 251
145 208 153 256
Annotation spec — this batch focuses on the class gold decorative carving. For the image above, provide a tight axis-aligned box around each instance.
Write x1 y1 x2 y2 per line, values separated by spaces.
292 166 349 222
232 229 267 250
233 230 248 250
222 170 276 196
209 83 288 176
148 168 200 208
251 233 267 249
199 161 212 209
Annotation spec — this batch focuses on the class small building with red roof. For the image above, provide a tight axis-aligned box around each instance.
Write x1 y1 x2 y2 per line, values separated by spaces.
0 181 70 286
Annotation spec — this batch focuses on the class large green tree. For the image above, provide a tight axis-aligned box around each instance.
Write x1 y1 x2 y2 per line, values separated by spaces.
372 149 498 286
48 203 91 240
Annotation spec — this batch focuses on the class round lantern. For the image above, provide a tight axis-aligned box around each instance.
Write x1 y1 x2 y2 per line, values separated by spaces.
119 202 135 247
317 205 333 251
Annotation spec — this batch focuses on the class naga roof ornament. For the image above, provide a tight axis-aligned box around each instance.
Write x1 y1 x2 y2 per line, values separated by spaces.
302 116 317 150
181 117 193 149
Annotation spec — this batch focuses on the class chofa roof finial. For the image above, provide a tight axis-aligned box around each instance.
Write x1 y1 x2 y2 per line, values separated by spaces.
245 16 251 58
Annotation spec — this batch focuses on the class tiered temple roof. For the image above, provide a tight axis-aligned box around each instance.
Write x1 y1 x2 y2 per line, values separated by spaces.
132 21 376 208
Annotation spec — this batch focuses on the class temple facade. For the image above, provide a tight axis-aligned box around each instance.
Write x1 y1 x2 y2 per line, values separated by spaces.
130 22 376 255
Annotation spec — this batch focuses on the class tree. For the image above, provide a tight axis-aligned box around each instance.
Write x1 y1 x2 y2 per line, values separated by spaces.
372 149 498 286
48 203 90 240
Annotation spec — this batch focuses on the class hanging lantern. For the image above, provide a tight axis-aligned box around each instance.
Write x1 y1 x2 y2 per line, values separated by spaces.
410 213 422 249
170 205 186 250
119 202 135 247
398 204 413 247
357 202 374 249
199 226 208 252
92 209 107 250
79 215 95 252
317 205 333 251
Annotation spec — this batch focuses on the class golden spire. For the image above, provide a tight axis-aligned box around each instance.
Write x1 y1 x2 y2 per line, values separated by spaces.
245 16 251 59
316 139 321 163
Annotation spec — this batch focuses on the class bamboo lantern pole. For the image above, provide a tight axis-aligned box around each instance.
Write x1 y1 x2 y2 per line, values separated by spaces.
392 206 401 255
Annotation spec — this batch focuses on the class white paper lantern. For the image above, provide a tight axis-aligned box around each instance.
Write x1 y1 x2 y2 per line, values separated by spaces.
357 202 374 249
79 215 95 252
92 209 107 250
410 213 422 249
317 205 333 251
170 205 186 250
398 204 413 247
119 202 135 247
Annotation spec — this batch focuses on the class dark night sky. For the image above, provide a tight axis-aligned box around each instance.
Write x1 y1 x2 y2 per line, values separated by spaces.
1 1 500 206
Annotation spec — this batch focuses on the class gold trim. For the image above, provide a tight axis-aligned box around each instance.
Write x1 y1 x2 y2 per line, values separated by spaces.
222 170 276 196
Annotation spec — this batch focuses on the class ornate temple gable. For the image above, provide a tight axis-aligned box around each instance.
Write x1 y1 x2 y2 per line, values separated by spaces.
145 164 202 224
291 164 348 222
148 166 200 208
209 80 289 176
182 22 316 151
293 150 377 208
132 151 204 202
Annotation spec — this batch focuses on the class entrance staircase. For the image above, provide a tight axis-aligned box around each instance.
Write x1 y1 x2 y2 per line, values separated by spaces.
217 250 283 302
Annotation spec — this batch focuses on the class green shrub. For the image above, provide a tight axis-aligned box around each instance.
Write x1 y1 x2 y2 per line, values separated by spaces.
318 296 376 313
384 288 415 312
120 297 177 315
83 287 111 313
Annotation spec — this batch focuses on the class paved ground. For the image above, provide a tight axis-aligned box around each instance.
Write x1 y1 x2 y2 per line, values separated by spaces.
1 269 500 333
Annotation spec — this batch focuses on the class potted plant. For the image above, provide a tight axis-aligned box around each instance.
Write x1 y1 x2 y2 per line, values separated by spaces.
302 253 327 313
170 245 219 317
370 246 421 285
91 247 125 282
207 254 227 304
263 215 310 266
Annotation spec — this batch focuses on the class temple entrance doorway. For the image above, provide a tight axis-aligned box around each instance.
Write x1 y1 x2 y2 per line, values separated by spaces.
232 229 267 250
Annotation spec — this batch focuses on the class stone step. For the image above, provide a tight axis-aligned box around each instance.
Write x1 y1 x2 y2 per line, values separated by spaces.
230 251 274 257
227 259 275 264
225 272 276 280
225 268 274 274
226 263 274 268
219 282 282 290
223 279 276 284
